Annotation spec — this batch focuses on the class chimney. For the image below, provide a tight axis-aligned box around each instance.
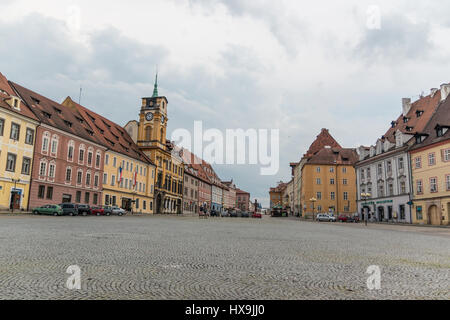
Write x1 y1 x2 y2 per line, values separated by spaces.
430 88 438 97
440 83 450 102
402 98 411 116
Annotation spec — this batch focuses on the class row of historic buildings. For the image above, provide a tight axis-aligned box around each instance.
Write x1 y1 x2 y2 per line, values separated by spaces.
270 84 450 226
0 72 250 214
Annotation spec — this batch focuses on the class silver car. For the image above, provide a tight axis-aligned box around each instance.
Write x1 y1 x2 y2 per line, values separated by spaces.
317 213 334 222
111 206 126 216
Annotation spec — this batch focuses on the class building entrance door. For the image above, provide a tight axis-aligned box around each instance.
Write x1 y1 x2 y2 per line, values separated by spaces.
428 205 440 226
10 191 20 210
378 206 385 221
388 206 393 220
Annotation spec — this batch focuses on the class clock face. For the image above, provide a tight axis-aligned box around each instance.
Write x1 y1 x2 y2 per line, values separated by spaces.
161 116 165 124
145 112 154 121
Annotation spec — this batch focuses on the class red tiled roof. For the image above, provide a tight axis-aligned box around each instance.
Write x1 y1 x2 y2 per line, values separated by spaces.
306 147 358 165
304 128 341 158
383 91 442 143
0 73 38 122
236 188 250 195
10 81 103 145
62 97 152 164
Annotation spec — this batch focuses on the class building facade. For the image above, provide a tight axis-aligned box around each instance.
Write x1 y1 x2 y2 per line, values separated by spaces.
409 91 450 226
11 82 107 209
356 88 443 223
0 73 39 211
222 180 237 211
183 164 199 215
62 97 155 214
125 77 183 214
236 189 250 211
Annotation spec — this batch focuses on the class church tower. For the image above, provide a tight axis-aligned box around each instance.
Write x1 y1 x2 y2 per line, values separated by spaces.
137 73 168 148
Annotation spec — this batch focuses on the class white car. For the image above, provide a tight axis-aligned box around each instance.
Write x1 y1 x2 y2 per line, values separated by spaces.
316 214 335 222
111 206 126 216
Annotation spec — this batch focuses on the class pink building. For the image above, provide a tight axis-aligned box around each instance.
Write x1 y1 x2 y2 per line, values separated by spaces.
11 82 106 208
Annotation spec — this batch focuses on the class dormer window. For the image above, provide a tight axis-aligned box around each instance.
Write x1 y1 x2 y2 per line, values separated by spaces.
64 120 72 128
435 125 450 137
414 133 428 144
416 110 424 117
85 129 94 136
75 116 84 124
31 97 40 105
13 98 19 109
53 106 62 114
391 121 397 128
403 116 409 123
405 126 414 132
42 111 51 119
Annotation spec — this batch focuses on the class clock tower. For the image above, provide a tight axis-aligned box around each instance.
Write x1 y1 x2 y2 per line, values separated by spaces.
137 73 168 148
127 73 184 215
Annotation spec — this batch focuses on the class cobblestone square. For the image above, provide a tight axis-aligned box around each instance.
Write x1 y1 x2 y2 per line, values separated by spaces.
0 215 448 300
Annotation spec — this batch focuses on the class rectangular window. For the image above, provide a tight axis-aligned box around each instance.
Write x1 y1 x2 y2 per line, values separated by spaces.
39 162 47 176
6 153 16 172
316 178 321 185
85 192 90 204
77 171 82 184
416 206 423 220
103 173 107 185
38 185 45 199
96 154 101 167
343 192 349 200
25 128 34 145
342 167 347 173
428 153 436 166
112 196 117 206
113 157 117 167
343 179 348 185
143 201 146 210
68 146 74 161
136 198 139 209
416 180 423 194
398 157 404 170
430 177 438 193
330 167 334 173
105 154 109 165
446 175 450 191
10 122 20 140
93 193 98 205
415 157 422 169
387 161 392 173
51 139 58 154
316 192 322 200
94 175 99 188
21 157 31 175
0 118 4 136
111 175 116 186
316 167 321 173
87 152 93 166
48 163 55 178
46 186 53 200
79 149 84 162
445 149 450 162
86 173 91 186
331 192 335 200
400 181 406 194
105 194 110 205
377 163 383 175
330 178 335 185
66 168 72 182
76 191 81 203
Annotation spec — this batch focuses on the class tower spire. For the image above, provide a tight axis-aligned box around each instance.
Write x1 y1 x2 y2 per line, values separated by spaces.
152 70 158 98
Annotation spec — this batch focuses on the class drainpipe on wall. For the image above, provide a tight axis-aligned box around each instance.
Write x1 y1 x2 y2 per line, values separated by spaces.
27 123 41 212
407 151 414 224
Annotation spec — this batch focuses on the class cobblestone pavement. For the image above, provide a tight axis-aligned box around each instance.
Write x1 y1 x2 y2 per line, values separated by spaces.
0 215 448 300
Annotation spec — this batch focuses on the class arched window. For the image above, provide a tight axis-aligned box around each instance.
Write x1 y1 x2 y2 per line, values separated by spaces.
160 128 164 143
50 134 59 155
87 147 94 166
67 140 75 162
79 144 85 164
145 126 152 141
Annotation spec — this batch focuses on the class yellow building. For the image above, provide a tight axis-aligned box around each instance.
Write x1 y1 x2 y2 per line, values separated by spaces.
410 99 450 226
102 150 155 214
125 75 184 214
62 97 156 214
299 132 358 218
269 181 286 208
0 73 39 211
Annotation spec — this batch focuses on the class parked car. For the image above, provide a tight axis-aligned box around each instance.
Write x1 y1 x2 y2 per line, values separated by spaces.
241 211 250 218
328 214 336 222
252 212 262 219
338 214 359 223
111 206 126 216
77 204 92 216
317 213 333 222
221 211 229 217
91 206 106 216
33 204 64 216
59 203 79 216
102 206 113 216
210 209 218 217
230 211 238 217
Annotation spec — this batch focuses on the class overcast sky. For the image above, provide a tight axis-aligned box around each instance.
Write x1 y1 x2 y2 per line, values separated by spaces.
2 0 450 207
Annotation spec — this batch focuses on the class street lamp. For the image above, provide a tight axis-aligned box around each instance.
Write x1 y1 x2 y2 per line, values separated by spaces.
309 197 317 220
361 192 371 226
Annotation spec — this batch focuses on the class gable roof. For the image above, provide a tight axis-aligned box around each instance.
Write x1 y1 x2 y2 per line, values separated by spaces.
61 97 152 164
383 91 442 143
10 81 103 145
306 147 358 165
410 95 450 151
0 73 38 121
304 128 341 158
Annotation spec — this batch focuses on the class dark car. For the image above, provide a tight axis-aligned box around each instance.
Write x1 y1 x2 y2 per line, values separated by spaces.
59 203 79 216
102 206 113 216
241 211 250 218
210 209 218 217
77 204 91 216
230 211 238 217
